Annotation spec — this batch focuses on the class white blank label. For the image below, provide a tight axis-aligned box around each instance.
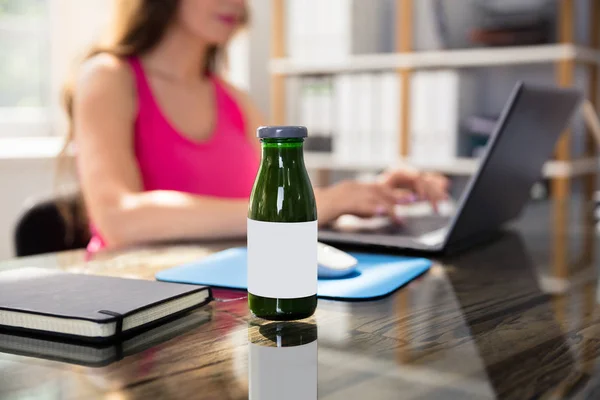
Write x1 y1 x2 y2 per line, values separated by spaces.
247 219 317 299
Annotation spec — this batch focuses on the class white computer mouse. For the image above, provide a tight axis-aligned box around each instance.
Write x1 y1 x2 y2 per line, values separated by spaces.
317 242 358 279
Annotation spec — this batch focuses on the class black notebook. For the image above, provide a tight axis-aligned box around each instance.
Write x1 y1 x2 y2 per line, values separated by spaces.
0 309 212 367
0 267 212 343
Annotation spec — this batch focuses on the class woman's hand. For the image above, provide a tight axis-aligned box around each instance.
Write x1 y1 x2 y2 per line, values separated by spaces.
315 168 450 226
377 168 450 212
315 181 408 226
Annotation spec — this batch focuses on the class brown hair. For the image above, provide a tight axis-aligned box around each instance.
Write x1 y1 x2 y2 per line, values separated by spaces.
61 0 220 158
57 0 241 242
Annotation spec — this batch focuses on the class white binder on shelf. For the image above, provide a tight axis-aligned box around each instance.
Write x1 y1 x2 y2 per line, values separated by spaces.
285 76 301 126
410 71 434 164
334 74 353 162
301 77 315 135
409 69 476 165
347 74 361 163
371 73 383 164
380 72 401 164
356 73 373 163
434 70 477 163
324 76 334 150
434 71 455 163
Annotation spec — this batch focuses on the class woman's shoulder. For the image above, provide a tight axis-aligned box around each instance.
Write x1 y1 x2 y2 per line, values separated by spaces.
73 53 138 121
77 53 135 98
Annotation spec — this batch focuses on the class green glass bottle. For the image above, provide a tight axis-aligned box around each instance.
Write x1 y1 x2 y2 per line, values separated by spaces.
247 126 318 321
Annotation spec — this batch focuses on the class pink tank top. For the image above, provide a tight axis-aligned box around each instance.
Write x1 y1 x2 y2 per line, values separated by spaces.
87 57 260 252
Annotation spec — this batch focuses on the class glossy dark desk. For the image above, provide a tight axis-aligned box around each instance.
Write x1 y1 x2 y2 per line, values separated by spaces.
0 201 598 400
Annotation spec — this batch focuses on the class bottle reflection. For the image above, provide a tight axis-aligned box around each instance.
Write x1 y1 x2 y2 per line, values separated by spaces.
248 322 318 400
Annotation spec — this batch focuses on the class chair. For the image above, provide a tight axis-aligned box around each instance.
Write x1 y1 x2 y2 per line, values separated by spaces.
14 193 91 257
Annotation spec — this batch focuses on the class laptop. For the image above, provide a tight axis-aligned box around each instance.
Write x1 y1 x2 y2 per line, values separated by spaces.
319 82 583 254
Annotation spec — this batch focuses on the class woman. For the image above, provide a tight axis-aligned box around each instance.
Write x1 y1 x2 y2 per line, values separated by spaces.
66 0 448 251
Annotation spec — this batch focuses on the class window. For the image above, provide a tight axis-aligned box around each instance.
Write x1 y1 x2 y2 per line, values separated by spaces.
0 0 51 136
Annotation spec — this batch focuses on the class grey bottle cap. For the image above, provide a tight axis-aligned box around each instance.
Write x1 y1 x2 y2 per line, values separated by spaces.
257 126 308 139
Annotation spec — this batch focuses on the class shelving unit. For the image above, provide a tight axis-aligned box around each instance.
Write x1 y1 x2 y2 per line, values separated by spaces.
269 2 599 172
269 0 599 272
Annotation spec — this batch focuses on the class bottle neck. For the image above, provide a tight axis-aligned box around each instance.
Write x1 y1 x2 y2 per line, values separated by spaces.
260 138 305 165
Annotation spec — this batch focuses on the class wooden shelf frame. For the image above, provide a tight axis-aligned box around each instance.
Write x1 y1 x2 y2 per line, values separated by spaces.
270 44 600 75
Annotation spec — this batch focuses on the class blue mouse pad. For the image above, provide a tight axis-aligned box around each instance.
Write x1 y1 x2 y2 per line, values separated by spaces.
156 248 432 301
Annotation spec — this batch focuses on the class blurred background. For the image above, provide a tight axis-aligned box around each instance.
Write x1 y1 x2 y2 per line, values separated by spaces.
0 0 599 259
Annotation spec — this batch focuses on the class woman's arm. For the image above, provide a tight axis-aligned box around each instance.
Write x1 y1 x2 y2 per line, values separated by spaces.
74 55 249 248
223 82 429 224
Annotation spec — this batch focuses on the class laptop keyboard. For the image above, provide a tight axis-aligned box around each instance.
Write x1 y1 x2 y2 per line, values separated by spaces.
369 215 452 236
